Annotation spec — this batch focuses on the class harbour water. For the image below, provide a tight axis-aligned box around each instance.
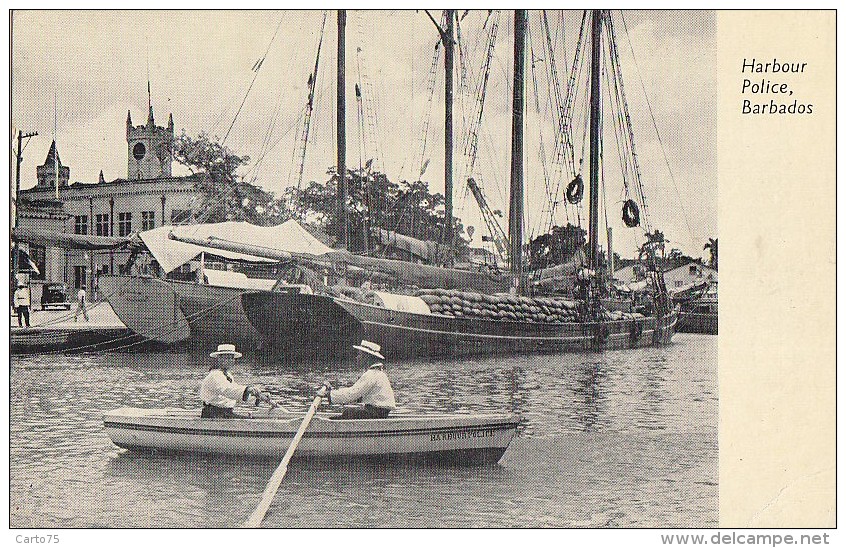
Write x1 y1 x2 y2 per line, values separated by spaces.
10 333 716 528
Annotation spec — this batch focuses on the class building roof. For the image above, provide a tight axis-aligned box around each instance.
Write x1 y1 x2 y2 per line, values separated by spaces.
21 172 203 195
42 140 63 167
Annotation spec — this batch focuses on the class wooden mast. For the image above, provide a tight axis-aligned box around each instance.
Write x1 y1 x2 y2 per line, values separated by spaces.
508 9 526 280
337 10 348 248
443 10 455 254
588 10 603 309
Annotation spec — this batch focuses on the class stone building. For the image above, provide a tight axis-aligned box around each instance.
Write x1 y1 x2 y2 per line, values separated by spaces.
17 104 202 300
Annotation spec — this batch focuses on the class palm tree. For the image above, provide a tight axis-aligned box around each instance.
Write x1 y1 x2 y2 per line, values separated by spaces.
704 238 718 270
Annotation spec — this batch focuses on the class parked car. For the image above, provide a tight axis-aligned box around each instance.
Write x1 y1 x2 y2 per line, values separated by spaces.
40 282 71 310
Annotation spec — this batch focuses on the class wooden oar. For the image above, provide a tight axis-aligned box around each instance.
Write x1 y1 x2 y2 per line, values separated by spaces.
243 395 322 528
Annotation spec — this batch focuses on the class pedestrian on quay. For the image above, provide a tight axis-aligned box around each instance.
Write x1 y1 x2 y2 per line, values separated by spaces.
13 282 31 328
318 339 396 419
200 343 271 418
74 287 89 322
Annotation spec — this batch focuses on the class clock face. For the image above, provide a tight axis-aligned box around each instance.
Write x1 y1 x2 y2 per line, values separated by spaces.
133 142 146 160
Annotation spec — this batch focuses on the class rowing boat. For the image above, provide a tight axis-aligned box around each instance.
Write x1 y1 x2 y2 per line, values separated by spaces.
103 407 519 464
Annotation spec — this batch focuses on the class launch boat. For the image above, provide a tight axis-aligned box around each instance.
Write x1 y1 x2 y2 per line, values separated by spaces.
103 407 519 464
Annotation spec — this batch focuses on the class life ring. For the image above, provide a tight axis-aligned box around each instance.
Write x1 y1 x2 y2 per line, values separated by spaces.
630 321 643 344
622 199 640 227
566 175 584 204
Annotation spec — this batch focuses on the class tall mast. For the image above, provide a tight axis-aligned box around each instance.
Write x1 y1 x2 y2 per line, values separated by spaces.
588 10 602 274
508 10 526 278
336 10 348 248
443 10 455 252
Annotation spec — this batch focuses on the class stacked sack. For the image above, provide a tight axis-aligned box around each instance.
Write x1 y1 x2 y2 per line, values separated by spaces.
601 309 646 321
416 289 582 323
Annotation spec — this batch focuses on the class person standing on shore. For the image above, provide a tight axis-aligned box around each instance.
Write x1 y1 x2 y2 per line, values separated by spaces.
13 283 31 328
74 287 89 322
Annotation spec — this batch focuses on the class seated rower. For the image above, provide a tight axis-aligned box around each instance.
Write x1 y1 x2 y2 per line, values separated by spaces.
318 340 396 419
200 343 268 418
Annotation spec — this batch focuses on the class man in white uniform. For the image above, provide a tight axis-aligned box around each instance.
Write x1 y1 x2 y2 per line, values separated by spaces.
318 340 396 419
200 344 267 418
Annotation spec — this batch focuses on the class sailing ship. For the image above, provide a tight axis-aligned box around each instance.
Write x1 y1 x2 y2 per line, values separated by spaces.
99 220 331 349
236 9 678 359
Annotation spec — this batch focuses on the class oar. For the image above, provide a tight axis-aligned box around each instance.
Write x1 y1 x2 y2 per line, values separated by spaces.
243 395 322 528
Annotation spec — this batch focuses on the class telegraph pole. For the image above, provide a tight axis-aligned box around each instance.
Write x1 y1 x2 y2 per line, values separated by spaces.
11 130 38 308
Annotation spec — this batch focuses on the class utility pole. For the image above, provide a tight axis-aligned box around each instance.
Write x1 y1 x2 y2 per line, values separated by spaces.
11 130 38 308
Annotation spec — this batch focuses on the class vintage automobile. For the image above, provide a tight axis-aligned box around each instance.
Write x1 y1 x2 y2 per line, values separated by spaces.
40 282 71 310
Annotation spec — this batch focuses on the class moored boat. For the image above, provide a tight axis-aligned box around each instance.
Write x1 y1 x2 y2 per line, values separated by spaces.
103 407 519 464
677 298 718 335
242 290 677 359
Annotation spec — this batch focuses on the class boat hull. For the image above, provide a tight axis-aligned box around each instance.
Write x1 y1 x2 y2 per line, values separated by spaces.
677 312 718 334
103 407 518 464
101 275 269 349
169 279 266 350
100 275 191 344
242 291 678 359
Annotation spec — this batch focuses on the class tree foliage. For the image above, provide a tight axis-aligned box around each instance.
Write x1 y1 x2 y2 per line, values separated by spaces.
704 238 718 270
173 131 282 225
285 166 469 259
527 223 587 270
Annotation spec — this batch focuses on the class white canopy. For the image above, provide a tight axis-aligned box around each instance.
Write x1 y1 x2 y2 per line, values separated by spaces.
139 220 333 274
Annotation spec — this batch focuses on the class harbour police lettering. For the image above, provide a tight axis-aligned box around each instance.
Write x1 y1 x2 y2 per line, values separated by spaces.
431 429 495 441
741 58 807 73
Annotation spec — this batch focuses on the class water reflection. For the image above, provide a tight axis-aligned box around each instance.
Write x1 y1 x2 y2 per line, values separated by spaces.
11 334 717 527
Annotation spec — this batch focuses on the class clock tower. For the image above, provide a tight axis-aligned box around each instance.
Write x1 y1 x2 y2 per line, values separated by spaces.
126 98 174 180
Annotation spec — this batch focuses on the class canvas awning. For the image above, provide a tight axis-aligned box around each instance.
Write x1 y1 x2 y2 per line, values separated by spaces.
141 220 334 274
12 227 132 250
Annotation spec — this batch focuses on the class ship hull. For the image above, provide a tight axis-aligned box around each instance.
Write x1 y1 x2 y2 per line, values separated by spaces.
170 279 266 350
677 312 718 334
100 275 191 344
101 275 268 349
242 291 677 359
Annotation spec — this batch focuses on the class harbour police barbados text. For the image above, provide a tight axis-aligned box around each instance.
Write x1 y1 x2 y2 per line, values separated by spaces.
15 535 59 544
741 58 812 115
431 429 495 441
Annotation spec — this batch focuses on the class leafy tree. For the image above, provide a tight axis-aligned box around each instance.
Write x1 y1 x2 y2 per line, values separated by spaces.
704 238 718 270
284 165 469 261
173 131 280 225
527 223 587 270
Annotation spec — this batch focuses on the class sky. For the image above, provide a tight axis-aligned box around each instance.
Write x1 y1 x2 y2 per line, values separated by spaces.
11 10 716 259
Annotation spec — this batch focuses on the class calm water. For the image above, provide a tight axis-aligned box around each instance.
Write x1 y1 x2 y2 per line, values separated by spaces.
10 334 717 528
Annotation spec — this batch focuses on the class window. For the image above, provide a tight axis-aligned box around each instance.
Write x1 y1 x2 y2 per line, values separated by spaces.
28 245 46 280
170 209 192 225
118 212 133 236
95 214 110 236
141 211 155 230
74 215 88 235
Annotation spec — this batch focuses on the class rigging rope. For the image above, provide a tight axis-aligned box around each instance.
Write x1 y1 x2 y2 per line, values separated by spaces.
619 11 697 246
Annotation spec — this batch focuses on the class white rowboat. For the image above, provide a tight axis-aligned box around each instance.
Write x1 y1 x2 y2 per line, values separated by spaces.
104 407 519 464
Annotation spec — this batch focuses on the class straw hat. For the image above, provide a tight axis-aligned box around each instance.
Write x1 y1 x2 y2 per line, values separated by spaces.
210 343 242 359
353 339 384 360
